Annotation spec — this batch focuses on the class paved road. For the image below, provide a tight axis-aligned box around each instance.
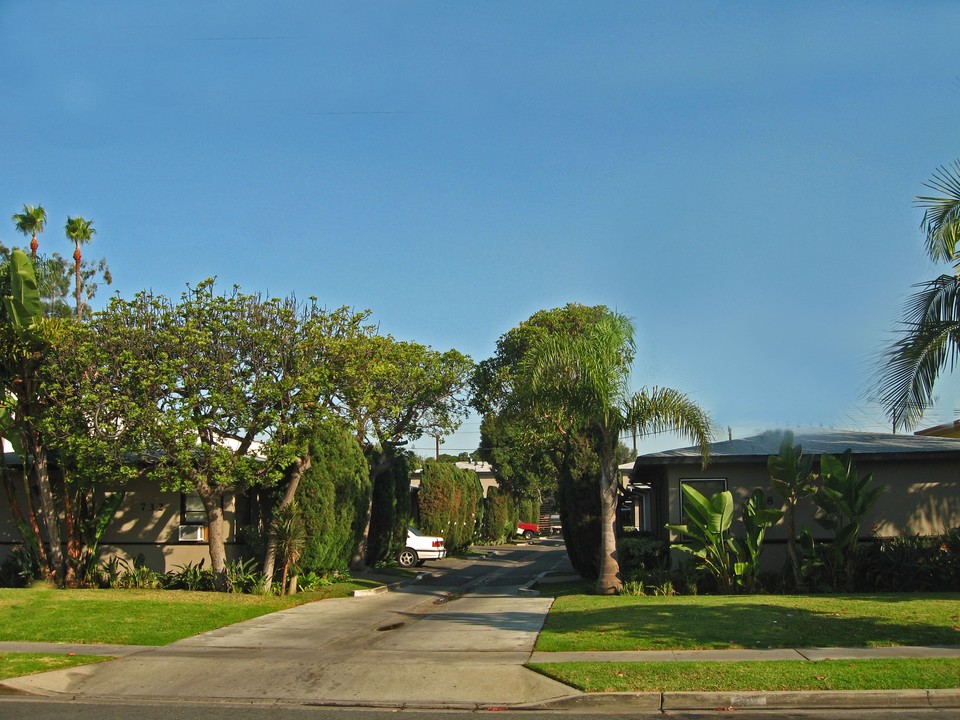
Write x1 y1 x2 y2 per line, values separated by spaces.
2 540 576 708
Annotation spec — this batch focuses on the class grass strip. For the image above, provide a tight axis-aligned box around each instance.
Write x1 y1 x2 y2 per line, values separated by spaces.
529 658 960 693
0 582 380 646
536 592 960 651
0 652 108 681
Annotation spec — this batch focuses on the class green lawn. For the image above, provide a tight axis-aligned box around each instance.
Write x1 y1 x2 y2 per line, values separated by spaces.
536 592 960 651
0 653 109 681
530 658 960 693
0 582 380 646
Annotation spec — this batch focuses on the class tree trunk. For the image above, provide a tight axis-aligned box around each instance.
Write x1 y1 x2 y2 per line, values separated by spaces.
17 469 50 573
1 462 50 573
62 469 81 587
595 446 621 595
351 449 393 572
784 505 802 589
74 247 82 320
26 429 64 585
280 560 290 596
262 454 311 593
350 487 375 572
196 482 228 588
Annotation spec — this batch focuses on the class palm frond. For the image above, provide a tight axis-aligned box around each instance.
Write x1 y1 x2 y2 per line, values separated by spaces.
65 215 96 245
627 386 713 467
11 203 47 236
877 274 960 431
916 160 960 267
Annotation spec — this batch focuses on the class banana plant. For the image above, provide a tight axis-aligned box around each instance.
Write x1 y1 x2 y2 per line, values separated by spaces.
815 450 883 590
2 248 43 334
767 431 816 589
733 488 784 591
666 483 738 593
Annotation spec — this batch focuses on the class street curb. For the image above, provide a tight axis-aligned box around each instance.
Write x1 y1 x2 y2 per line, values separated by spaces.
350 574 427 597
3 688 956 711
517 689 960 711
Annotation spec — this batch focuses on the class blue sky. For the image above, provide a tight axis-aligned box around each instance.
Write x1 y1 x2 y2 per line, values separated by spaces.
3 2 960 457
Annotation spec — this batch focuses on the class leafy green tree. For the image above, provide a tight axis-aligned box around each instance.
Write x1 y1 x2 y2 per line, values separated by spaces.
321 330 473 570
472 304 612 550
1 248 119 585
520 311 711 594
12 204 46 257
85 282 345 585
877 161 960 430
64 216 96 320
0 249 64 581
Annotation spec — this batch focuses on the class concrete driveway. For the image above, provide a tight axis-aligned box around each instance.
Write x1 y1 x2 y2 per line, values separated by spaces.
3 542 578 708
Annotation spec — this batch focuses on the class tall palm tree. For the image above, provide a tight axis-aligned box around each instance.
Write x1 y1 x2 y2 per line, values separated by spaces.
64 216 96 320
523 311 711 594
12 204 47 257
878 161 960 431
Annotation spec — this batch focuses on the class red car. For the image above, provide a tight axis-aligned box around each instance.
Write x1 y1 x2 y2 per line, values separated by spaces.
516 522 540 540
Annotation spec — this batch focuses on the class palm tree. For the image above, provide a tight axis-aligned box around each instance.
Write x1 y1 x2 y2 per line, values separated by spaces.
12 204 47 257
523 311 712 594
878 161 960 431
64 216 96 320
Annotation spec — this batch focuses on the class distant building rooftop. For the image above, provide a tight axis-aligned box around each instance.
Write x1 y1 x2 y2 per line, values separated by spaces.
633 428 960 466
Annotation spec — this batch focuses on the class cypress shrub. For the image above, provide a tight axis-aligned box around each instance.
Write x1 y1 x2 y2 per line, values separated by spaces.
556 431 602 580
419 461 483 552
483 486 513 543
366 453 413 565
296 419 370 572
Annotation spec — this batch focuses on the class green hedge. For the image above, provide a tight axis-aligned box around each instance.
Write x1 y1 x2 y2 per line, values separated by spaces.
482 486 516 544
366 453 413 565
296 419 371 572
418 460 483 552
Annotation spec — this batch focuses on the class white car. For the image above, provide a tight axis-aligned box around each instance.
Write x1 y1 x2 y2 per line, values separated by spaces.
398 527 446 568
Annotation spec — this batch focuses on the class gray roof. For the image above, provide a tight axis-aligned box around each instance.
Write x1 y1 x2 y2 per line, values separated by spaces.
634 428 960 466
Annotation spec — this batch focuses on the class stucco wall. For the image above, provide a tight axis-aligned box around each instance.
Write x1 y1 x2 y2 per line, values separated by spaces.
0 475 249 573
661 456 960 541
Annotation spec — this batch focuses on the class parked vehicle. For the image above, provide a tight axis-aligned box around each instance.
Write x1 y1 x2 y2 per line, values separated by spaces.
517 522 540 540
398 527 446 568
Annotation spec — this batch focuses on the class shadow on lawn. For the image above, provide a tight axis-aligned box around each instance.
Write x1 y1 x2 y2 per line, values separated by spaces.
539 594 960 650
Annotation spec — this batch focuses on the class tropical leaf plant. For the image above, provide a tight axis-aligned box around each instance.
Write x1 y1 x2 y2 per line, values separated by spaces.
767 431 816 588
815 450 883 591
733 488 783 592
666 483 737 593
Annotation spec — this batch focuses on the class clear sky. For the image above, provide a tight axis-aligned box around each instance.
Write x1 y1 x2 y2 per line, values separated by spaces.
3 2 960 458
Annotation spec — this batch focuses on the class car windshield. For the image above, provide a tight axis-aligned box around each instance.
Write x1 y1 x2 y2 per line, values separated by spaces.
408 526 424 537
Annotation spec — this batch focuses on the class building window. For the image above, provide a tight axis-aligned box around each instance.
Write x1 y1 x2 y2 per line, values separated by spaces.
181 492 207 525
678 478 728 523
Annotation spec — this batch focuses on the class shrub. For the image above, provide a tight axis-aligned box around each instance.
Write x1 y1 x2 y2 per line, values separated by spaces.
482 487 513 543
618 532 669 579
418 461 483 552
855 528 960 592
366 453 412 565
163 560 214 591
296 420 370 573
